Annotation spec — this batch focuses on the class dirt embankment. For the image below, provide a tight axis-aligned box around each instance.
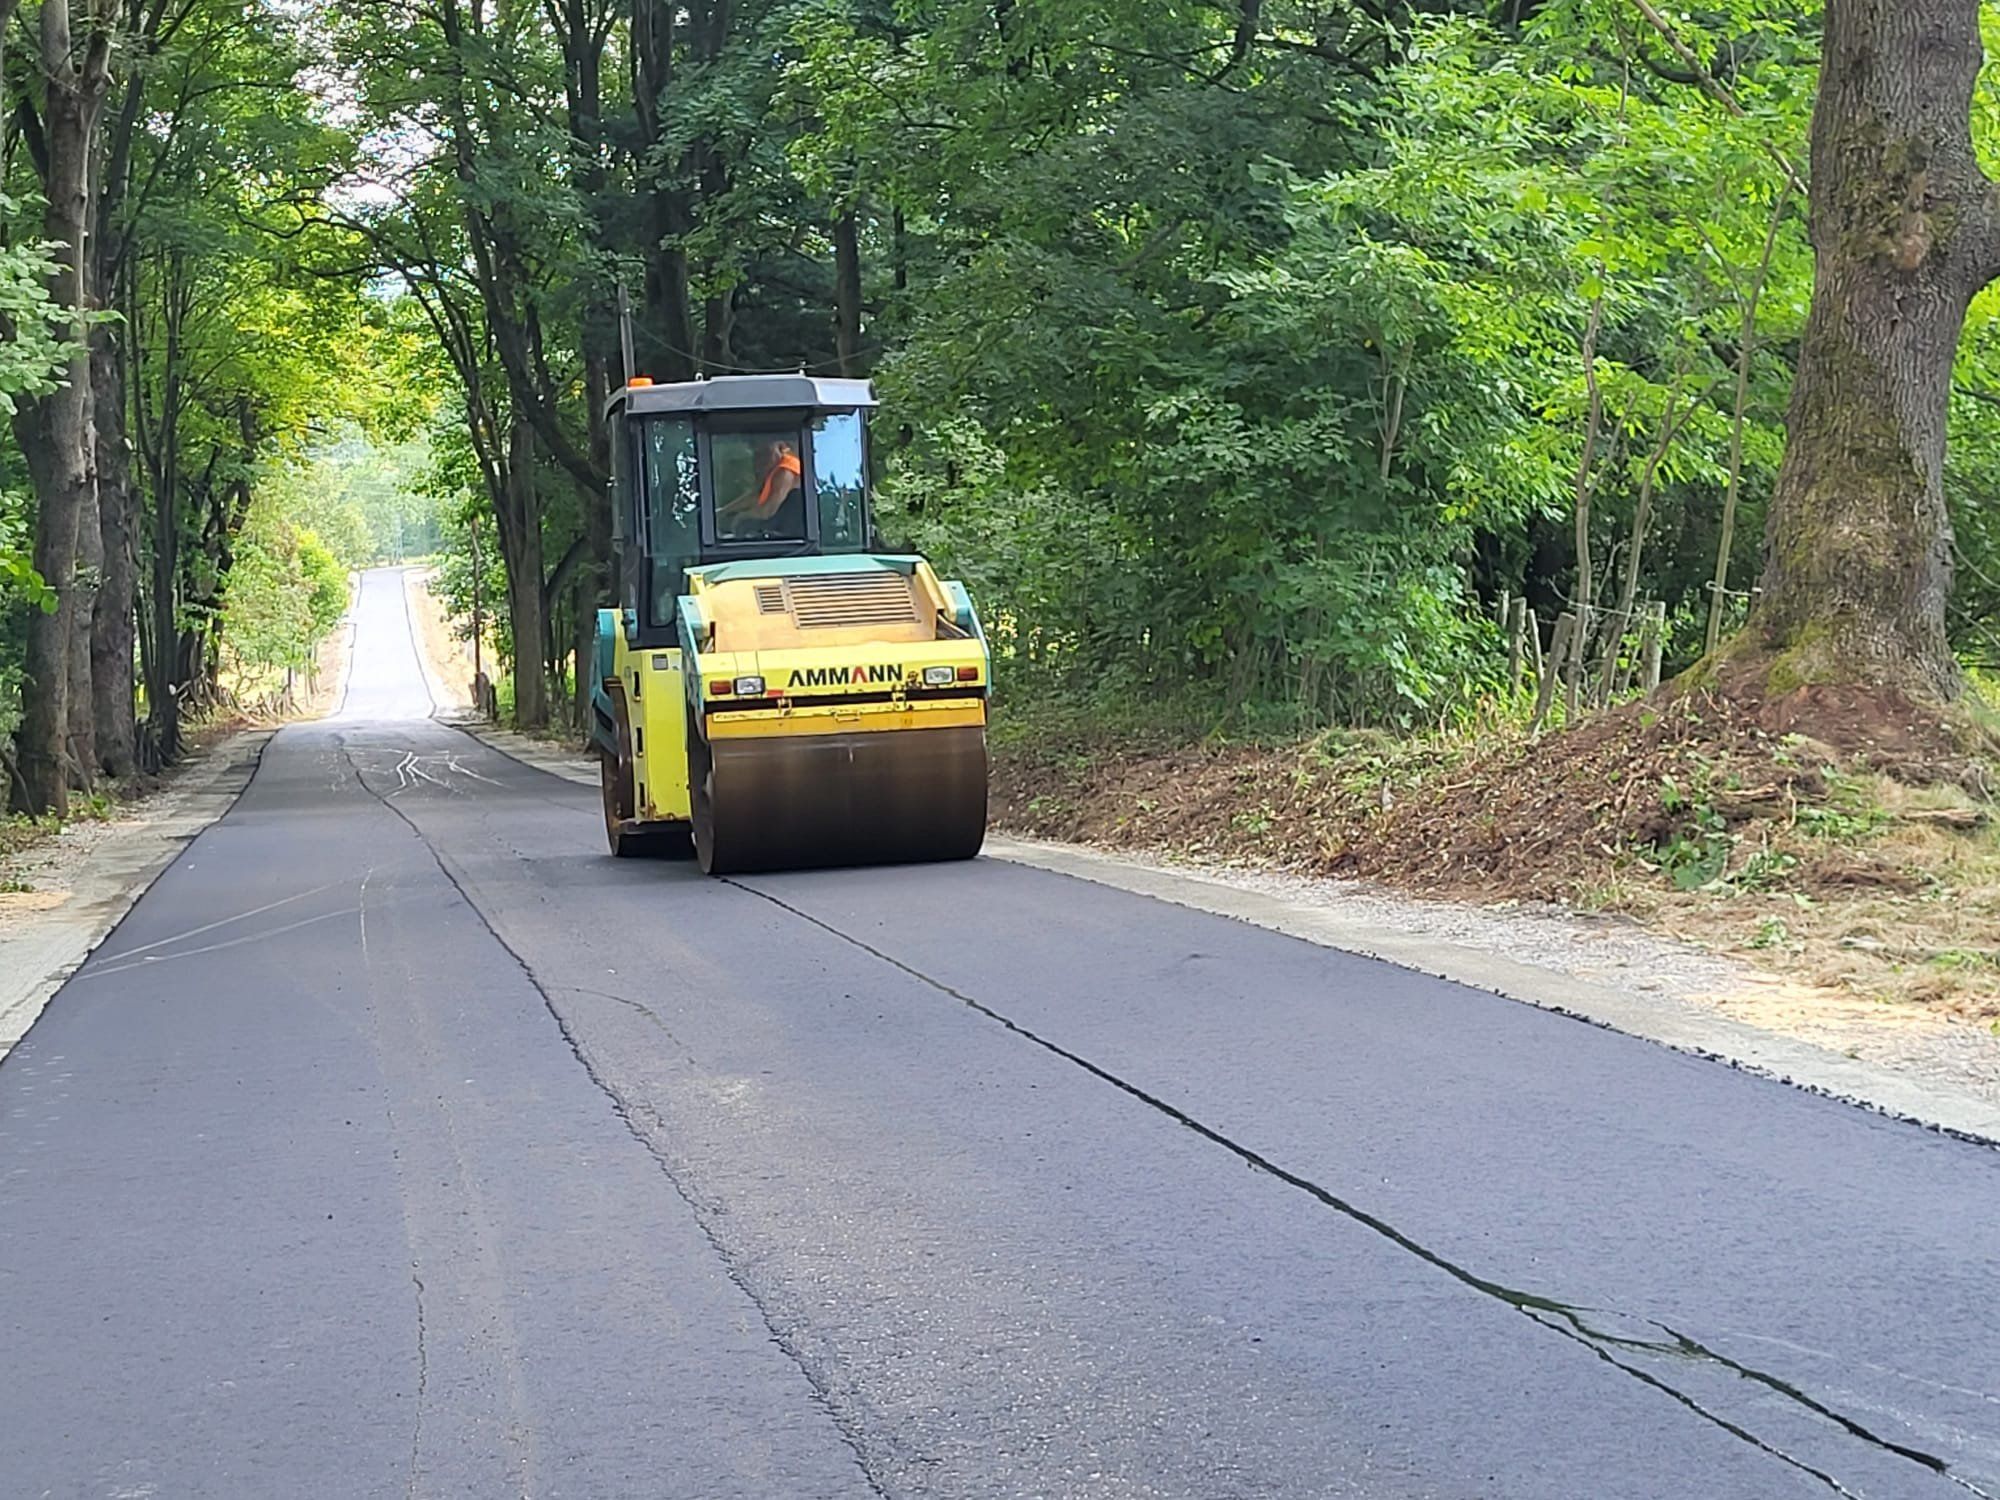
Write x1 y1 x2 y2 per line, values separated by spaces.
993 684 2000 1019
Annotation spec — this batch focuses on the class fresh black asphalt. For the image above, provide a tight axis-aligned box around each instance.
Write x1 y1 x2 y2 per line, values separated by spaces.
3 567 1996 1499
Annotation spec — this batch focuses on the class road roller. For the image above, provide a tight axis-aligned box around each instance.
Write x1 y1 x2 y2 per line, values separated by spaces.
588 373 990 874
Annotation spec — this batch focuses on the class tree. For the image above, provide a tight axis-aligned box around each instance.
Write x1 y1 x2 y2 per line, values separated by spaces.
1743 0 2000 700
8 0 114 813
0 198 69 621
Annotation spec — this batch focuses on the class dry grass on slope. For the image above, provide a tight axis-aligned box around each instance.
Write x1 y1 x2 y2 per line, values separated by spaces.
992 683 2000 1019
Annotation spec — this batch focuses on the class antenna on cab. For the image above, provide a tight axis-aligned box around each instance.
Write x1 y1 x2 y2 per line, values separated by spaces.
616 283 639 387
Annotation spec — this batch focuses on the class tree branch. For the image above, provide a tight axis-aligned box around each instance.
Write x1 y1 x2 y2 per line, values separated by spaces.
542 531 587 610
1621 0 1807 198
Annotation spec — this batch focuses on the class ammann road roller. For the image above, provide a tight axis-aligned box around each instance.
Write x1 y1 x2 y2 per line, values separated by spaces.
588 374 989 874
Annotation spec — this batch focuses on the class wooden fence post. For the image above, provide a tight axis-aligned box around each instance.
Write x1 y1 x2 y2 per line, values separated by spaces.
1642 601 1666 692
1563 606 1587 720
1506 596 1528 688
1532 610 1575 732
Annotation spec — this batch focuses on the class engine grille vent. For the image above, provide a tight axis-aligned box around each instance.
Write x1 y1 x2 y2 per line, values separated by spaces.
754 582 787 614
785 572 920 629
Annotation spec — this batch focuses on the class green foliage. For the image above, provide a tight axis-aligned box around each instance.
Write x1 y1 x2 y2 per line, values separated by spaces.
0 197 70 618
1792 771 1892 842
218 488 353 688
1654 772 1734 890
265 431 440 568
842 4 1815 725
14 0 1990 760
293 0 2000 739
1750 915 1792 950
0 202 72 422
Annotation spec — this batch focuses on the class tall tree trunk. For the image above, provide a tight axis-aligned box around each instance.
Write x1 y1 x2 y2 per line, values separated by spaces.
695 49 733 375
67 444 100 789
10 0 112 815
560 6 615 733
11 389 87 814
507 565 549 729
834 206 863 375
572 578 593 736
1564 292 1605 717
1745 0 2000 698
1601 363 1703 698
701 287 732 371
576 350 613 733
90 321 137 777
499 415 549 730
148 254 189 765
87 21 146 781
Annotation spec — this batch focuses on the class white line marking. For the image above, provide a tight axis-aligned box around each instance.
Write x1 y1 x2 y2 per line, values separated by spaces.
93 879 348 965
78 909 361 980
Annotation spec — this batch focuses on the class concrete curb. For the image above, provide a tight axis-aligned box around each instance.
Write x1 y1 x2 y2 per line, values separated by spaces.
0 730 272 1060
444 715 598 785
448 715 2000 1145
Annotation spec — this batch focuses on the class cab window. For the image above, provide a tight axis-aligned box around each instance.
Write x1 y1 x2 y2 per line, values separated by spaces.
712 422 808 543
812 411 869 553
640 416 699 626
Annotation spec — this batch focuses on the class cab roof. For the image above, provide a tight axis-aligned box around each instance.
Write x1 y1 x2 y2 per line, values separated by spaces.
612 373 877 416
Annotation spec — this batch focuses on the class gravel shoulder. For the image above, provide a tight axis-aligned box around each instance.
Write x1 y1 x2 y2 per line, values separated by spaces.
0 731 269 1059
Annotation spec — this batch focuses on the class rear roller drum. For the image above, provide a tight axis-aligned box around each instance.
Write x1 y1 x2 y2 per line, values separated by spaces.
690 723 988 876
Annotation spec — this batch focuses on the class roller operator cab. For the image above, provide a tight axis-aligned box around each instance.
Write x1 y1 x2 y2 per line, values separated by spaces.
589 374 990 875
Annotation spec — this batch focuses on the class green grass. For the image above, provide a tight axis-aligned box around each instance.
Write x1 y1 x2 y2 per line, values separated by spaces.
0 783 127 867
0 813 63 859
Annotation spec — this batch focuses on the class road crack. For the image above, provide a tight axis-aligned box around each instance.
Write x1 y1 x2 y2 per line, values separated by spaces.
407 1270 430 1500
730 878 1994 1500
340 749 893 1500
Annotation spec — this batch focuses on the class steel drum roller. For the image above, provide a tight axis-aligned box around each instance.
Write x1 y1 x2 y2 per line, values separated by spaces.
693 726 988 874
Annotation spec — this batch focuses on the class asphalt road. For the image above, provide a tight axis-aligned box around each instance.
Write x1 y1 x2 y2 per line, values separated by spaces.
3 567 1997 1500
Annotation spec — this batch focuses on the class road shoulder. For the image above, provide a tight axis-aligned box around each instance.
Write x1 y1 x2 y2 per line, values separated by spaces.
0 731 270 1059
987 837 2000 1145
449 715 2000 1145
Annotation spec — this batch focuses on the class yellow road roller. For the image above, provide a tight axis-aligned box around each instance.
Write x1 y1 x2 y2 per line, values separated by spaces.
589 374 989 874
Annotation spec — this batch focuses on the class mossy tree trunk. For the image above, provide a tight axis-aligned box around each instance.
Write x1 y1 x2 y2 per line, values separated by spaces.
1746 0 2000 700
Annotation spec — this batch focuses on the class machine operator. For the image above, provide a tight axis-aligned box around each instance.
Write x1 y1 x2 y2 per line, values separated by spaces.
717 439 802 536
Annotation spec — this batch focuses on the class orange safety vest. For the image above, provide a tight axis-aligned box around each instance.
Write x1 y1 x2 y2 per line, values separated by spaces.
754 451 802 511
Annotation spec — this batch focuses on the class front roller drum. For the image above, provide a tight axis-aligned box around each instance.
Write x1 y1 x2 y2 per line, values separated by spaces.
692 725 987 875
